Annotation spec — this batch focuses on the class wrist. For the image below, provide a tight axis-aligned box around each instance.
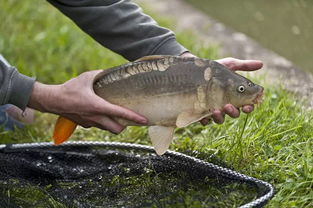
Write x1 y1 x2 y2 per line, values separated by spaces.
28 82 61 113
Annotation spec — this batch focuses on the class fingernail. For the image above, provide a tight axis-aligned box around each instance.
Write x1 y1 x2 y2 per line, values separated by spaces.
216 120 223 125
226 106 233 114
246 106 252 112
213 116 223 124
138 118 148 124
201 119 209 126
113 128 123 134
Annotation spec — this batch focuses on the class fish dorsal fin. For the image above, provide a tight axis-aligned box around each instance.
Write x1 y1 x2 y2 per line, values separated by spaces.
135 55 168 62
176 112 212 128
148 126 175 155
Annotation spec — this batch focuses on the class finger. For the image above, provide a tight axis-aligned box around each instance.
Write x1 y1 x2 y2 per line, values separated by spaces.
106 103 148 124
94 98 148 124
79 122 93 128
242 105 254 113
64 113 125 133
212 110 225 124
58 114 89 128
94 116 125 134
223 104 240 118
216 58 263 71
200 117 211 126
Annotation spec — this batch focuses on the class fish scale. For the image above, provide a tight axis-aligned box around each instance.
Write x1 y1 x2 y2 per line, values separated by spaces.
94 57 206 97
95 56 179 86
95 67 204 97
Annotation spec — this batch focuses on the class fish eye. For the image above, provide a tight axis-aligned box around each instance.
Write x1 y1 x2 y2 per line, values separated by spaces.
237 85 245 93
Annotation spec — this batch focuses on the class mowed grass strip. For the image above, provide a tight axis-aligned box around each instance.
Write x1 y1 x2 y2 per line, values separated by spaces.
1 1 313 207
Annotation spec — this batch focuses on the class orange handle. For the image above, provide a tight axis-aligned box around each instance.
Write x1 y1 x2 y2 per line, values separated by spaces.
53 116 77 145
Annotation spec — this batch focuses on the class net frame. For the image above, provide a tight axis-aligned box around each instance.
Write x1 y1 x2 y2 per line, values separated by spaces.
0 141 275 208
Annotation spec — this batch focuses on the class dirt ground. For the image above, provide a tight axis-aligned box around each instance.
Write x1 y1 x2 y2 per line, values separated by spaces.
137 0 313 107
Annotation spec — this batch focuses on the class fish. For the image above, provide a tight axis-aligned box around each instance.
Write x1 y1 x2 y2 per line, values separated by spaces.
53 55 264 155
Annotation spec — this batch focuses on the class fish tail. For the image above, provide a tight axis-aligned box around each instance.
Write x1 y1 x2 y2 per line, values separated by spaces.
53 116 77 145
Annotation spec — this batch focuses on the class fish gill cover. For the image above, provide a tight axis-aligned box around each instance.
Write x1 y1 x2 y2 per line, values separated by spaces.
0 142 274 208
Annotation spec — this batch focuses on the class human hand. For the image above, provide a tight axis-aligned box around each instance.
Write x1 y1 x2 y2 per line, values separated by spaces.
6 105 34 124
28 70 148 134
180 52 263 124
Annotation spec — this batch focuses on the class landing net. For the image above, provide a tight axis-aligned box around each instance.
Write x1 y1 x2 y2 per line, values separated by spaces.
0 141 274 208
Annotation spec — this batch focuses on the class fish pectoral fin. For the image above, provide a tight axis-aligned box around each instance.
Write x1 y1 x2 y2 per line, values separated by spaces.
135 55 167 62
176 112 212 128
148 126 175 155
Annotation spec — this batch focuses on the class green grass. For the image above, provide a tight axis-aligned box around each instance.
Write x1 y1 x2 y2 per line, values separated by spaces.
1 0 313 207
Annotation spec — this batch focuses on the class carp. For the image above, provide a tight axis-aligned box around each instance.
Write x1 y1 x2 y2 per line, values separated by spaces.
53 55 263 155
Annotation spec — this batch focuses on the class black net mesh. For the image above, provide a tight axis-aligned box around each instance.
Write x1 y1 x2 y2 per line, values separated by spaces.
0 142 274 208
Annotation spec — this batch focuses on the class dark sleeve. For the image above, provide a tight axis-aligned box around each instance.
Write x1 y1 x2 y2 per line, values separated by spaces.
47 0 188 61
0 58 35 110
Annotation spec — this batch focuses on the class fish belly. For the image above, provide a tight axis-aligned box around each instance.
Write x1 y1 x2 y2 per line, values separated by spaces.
109 93 197 127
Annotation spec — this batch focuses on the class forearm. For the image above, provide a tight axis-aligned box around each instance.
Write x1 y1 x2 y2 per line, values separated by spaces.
47 0 187 61
0 57 35 110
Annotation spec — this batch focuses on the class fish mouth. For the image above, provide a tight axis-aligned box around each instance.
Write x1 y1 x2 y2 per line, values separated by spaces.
253 87 264 104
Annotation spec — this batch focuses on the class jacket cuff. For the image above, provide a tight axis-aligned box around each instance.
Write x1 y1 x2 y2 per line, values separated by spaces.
8 69 35 111
151 37 188 56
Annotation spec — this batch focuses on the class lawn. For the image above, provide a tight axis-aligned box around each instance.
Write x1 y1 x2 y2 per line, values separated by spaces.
1 0 313 207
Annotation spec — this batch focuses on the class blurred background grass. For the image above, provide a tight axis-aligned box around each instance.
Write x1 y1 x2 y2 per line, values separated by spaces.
1 0 313 207
185 0 313 73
